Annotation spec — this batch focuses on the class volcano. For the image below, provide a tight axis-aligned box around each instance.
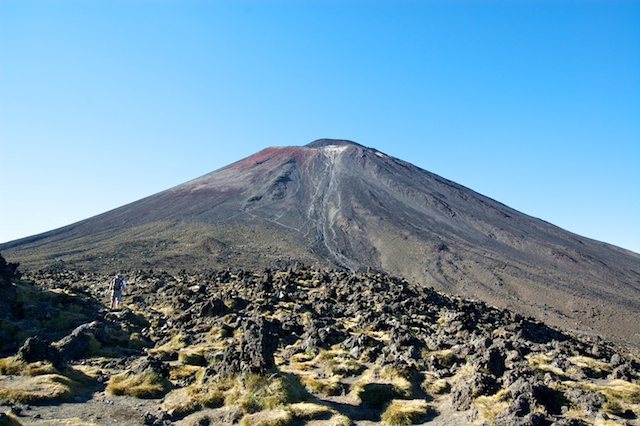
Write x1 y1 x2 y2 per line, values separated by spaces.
2 139 639 346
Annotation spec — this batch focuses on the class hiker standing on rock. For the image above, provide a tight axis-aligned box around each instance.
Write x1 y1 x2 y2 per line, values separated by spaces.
109 273 127 310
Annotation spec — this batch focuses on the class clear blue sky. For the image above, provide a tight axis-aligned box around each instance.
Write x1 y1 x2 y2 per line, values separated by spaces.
1 0 639 254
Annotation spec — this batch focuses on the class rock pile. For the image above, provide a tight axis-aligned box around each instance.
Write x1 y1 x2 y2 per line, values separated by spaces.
0 256 638 425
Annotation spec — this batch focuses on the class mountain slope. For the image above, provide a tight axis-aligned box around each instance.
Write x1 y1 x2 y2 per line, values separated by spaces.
2 139 640 346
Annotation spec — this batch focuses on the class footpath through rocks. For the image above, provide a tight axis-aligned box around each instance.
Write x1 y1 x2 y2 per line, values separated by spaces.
0 254 639 425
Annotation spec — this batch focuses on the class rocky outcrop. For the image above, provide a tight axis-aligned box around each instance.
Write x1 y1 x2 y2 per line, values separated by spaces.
2 264 639 425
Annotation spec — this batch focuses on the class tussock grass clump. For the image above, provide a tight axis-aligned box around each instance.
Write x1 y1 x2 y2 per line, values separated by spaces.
380 399 430 426
585 379 640 404
128 332 150 350
161 388 202 419
561 379 640 419
186 384 225 408
147 334 188 360
474 389 509 420
288 352 315 371
106 370 172 399
239 408 292 426
0 357 26 375
0 374 75 403
233 373 309 414
299 373 342 396
169 364 202 382
286 402 335 421
324 355 364 376
43 309 88 332
350 366 413 407
328 414 353 426
24 361 59 377
178 348 207 367
562 379 640 405
602 399 625 416
568 355 612 378
420 374 450 395
0 358 91 404
526 353 565 377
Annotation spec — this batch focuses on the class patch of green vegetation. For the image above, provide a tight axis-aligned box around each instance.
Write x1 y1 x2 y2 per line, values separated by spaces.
147 334 188 360
128 332 150 351
178 348 208 367
43 310 88 332
0 320 17 336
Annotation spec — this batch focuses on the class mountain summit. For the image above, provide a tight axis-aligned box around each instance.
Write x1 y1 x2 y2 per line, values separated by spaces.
2 139 639 346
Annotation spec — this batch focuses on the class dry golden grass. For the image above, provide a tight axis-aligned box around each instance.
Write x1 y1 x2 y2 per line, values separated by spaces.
420 374 450 395
0 374 74 403
584 379 640 403
474 389 509 420
0 357 26 375
169 364 202 382
151 304 176 317
147 334 188 360
380 399 430 426
568 356 612 376
0 357 93 404
349 367 412 408
562 379 640 404
23 361 59 377
286 402 335 420
185 384 225 408
178 347 208 367
298 373 343 396
239 408 293 426
106 370 172 399
526 353 565 376
326 414 353 426
324 355 364 376
289 352 316 371
561 378 640 419
161 387 201 417
232 374 309 414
